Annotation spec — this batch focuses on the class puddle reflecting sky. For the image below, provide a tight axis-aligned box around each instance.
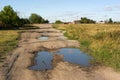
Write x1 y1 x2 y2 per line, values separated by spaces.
57 48 92 67
29 51 53 70
29 48 93 70
38 36 48 40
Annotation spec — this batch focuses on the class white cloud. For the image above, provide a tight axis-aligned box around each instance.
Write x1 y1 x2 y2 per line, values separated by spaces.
104 5 120 11
114 5 120 10
104 6 113 11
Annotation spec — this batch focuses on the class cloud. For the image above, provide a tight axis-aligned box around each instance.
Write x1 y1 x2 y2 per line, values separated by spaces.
114 5 120 10
57 11 81 17
104 6 113 11
104 5 120 11
46 11 97 23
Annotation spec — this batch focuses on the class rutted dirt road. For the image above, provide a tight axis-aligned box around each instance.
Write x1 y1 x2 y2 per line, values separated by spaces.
0 24 120 80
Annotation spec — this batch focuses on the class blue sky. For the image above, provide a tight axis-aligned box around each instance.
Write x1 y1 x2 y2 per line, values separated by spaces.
0 0 120 22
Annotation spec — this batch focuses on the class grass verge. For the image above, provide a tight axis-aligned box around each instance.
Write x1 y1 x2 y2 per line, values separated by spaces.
0 30 19 62
53 24 120 70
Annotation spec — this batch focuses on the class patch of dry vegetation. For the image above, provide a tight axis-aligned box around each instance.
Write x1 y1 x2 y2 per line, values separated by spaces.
0 30 19 61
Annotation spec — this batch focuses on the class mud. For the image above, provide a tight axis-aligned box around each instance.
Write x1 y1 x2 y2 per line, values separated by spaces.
0 24 120 80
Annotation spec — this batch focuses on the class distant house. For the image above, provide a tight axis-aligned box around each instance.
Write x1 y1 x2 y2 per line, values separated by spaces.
73 20 80 24
63 22 72 24
97 21 105 24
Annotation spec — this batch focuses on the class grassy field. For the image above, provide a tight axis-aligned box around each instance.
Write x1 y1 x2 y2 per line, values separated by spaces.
53 24 120 70
0 30 19 62
0 25 39 62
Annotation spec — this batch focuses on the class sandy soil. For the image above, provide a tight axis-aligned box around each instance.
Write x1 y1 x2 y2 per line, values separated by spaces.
0 24 120 80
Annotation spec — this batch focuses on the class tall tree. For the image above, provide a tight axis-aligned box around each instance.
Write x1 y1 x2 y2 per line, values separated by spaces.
29 13 44 24
0 5 20 27
108 18 113 23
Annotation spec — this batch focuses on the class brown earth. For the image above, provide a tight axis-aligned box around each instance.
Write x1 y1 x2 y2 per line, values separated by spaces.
0 24 120 80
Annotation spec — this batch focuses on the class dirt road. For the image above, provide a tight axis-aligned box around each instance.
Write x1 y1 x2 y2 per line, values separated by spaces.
0 24 120 80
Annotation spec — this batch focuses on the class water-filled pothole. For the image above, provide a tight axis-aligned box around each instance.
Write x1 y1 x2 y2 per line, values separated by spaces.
29 48 93 70
57 48 92 67
38 36 48 40
29 51 53 70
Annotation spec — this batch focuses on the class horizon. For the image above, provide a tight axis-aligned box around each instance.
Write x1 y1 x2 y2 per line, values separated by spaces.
0 0 120 22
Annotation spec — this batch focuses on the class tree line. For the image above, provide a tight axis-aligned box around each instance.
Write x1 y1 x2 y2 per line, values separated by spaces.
55 17 116 24
55 17 96 24
0 5 118 29
0 5 49 29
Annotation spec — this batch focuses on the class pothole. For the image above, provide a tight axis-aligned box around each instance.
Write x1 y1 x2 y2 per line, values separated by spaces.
38 36 49 40
57 48 92 67
29 51 53 70
29 48 93 71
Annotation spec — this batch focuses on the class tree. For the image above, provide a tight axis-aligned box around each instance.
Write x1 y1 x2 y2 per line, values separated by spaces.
0 21 3 27
108 18 113 24
0 5 21 27
29 13 45 24
55 20 63 24
44 19 49 24
80 17 96 24
20 18 30 24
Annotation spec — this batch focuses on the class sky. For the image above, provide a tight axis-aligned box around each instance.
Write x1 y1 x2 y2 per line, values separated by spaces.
0 0 120 22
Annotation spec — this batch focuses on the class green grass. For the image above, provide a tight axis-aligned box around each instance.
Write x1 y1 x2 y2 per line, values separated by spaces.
0 30 19 62
53 24 120 70
0 25 39 62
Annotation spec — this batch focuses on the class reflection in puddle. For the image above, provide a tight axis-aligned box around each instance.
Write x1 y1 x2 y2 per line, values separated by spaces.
29 51 53 70
30 48 93 70
39 36 48 40
57 48 92 67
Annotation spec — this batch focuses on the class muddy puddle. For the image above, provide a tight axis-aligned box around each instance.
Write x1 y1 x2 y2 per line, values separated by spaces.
57 48 92 66
30 48 93 70
29 51 53 70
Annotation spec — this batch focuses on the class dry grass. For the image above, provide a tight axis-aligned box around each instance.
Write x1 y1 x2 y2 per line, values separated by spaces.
53 24 120 70
0 30 19 61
